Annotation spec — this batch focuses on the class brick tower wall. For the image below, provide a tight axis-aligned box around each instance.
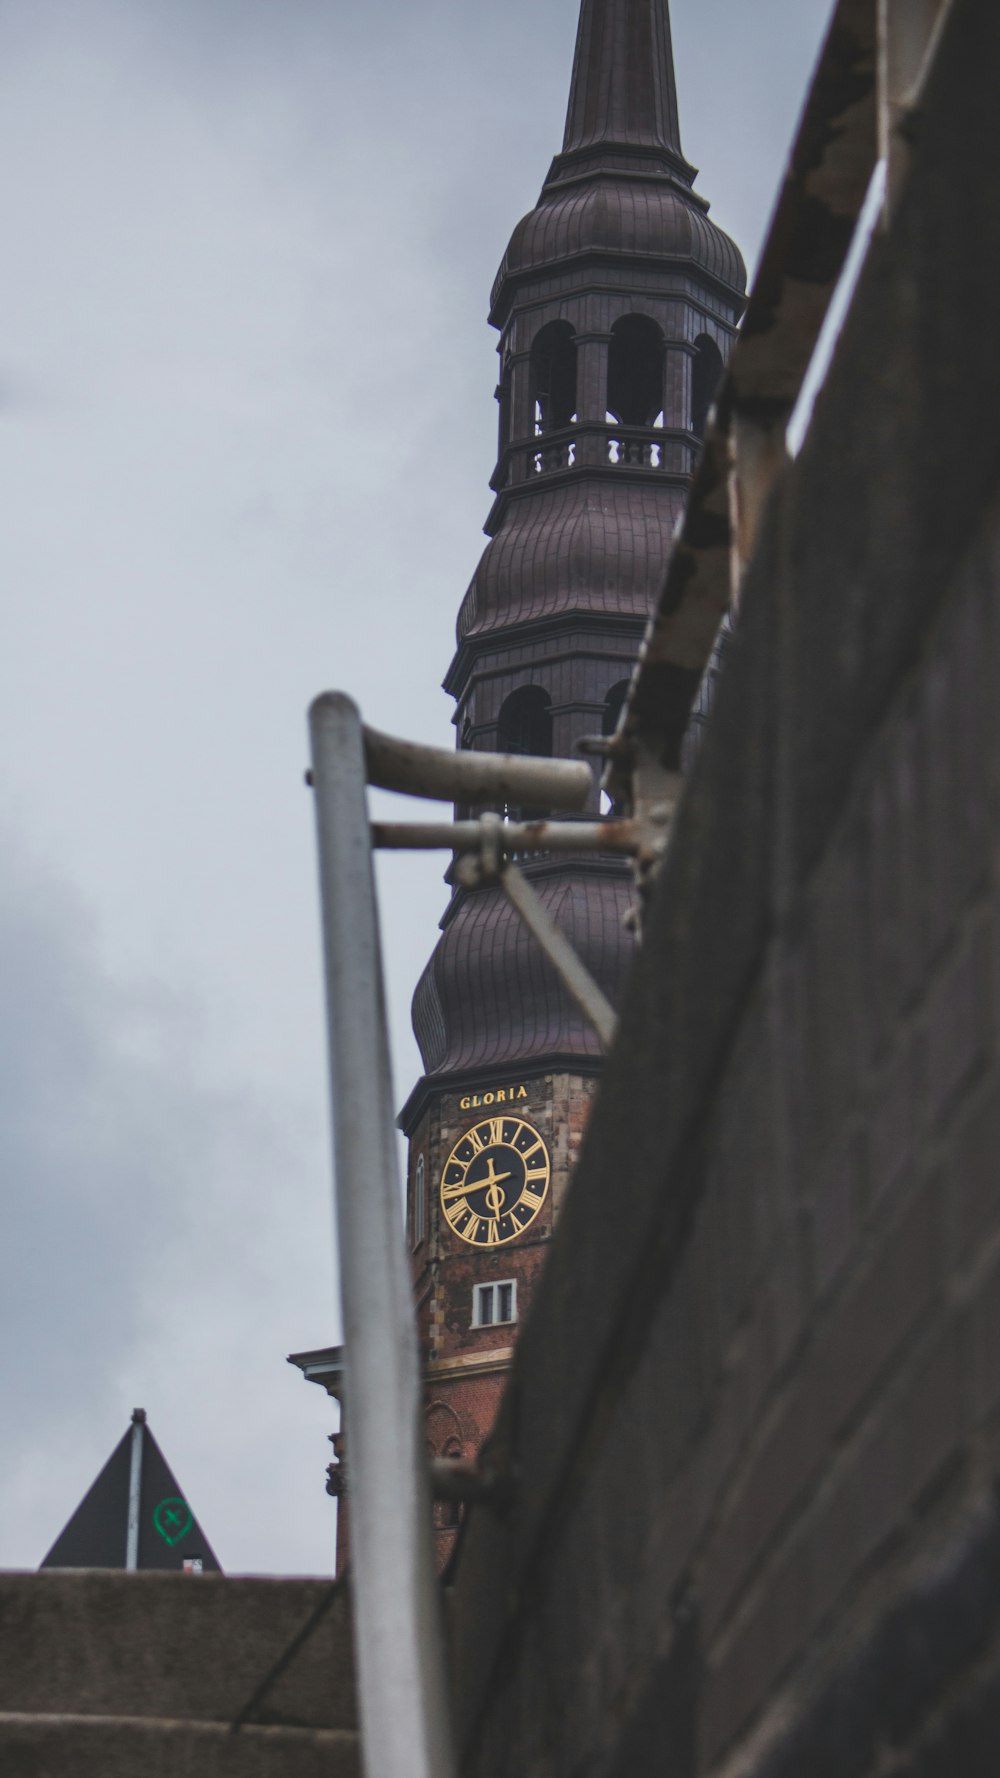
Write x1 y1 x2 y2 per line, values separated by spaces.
409 1072 598 1567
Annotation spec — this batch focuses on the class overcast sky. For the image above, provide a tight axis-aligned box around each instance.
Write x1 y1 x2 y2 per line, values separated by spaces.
0 0 832 1575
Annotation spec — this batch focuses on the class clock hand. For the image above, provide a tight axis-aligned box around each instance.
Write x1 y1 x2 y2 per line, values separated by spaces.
477 1156 513 1220
478 1159 512 1188
485 1183 505 1218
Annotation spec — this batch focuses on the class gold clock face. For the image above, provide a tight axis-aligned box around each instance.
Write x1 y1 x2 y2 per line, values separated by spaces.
440 1116 550 1248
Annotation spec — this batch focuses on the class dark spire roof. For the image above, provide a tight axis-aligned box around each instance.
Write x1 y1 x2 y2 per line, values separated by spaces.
534 0 698 198
489 0 744 325
561 0 685 163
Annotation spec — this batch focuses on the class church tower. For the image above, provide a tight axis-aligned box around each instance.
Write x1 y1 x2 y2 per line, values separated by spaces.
399 0 746 1562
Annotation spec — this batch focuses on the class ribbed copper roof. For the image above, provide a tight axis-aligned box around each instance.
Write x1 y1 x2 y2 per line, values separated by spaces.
412 870 635 1077
494 177 746 303
458 481 686 643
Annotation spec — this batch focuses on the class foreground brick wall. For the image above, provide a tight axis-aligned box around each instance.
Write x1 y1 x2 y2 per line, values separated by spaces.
448 3 1000 1774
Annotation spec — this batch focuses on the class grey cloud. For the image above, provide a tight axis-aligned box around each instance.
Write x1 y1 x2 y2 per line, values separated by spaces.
0 830 334 1572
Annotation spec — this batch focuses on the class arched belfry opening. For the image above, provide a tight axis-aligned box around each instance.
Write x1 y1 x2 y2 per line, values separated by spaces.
602 680 630 815
607 315 664 465
497 686 553 759
497 686 554 818
602 680 630 741
607 316 664 427
530 323 577 433
497 353 513 461
530 322 577 470
692 334 725 439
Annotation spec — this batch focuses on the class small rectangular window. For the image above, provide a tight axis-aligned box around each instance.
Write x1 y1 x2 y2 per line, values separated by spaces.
473 1281 517 1328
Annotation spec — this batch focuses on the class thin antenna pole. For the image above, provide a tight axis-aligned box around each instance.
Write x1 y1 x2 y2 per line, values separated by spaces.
308 692 456 1778
125 1408 146 1571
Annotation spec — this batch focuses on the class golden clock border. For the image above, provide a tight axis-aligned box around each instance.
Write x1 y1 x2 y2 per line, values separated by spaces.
439 1114 550 1249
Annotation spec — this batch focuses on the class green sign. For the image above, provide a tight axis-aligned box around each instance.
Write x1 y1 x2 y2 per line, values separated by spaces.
153 1497 193 1546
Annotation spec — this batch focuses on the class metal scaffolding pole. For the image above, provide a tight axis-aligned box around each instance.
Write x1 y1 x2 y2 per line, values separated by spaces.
308 691 455 1778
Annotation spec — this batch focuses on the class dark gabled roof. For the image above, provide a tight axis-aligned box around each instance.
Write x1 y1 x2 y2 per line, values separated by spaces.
40 1411 221 1572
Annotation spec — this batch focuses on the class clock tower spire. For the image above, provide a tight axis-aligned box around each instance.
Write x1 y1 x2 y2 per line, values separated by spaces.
402 0 746 1565
561 0 689 169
